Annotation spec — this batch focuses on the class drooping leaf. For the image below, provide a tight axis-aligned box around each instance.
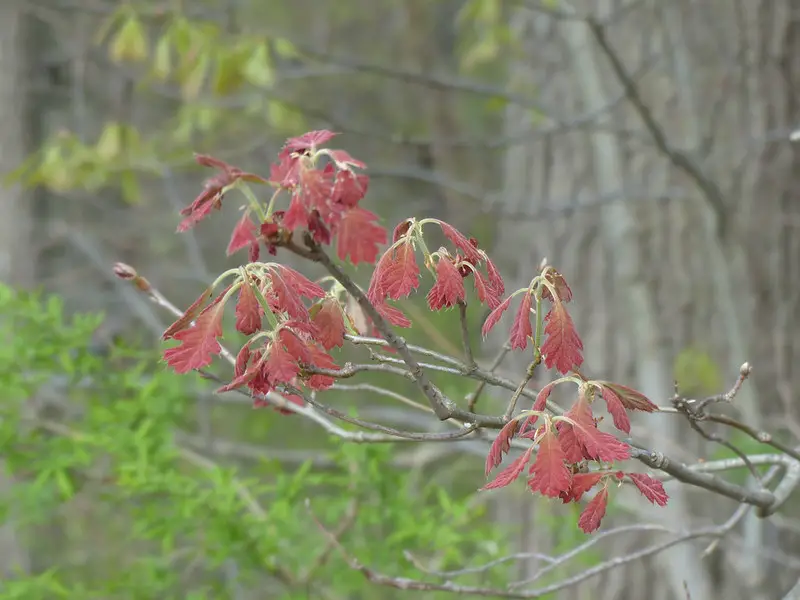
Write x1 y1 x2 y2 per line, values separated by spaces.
162 287 213 339
310 298 346 350
264 341 300 386
427 257 466 310
561 472 605 503
521 382 557 432
438 221 482 265
335 207 387 265
374 300 412 328
226 210 257 256
527 429 572 498
304 343 339 390
473 270 502 309
541 270 573 303
541 297 584 374
485 419 520 475
566 396 631 463
601 385 631 433
481 295 513 337
163 302 225 374
597 382 659 413
273 265 325 299
509 291 533 350
376 243 420 301
234 281 261 335
268 270 309 321
627 473 669 507
557 423 585 463
578 486 608 533
481 446 534 491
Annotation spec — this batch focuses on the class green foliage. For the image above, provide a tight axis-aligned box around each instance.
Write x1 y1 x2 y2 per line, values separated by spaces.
673 347 723 397
0 285 512 598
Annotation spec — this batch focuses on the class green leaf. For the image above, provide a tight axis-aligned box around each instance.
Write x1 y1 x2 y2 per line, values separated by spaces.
109 15 149 63
242 42 274 87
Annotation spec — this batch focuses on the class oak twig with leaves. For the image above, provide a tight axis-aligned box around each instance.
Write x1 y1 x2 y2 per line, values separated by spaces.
115 130 799 595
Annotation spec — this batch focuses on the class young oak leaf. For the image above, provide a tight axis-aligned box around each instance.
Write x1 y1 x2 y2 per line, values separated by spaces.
438 221 483 265
163 301 226 374
369 242 420 302
273 265 325 300
560 472 605 503
597 382 659 413
481 445 534 491
556 423 586 463
305 344 340 390
509 291 533 350
485 258 505 297
601 385 631 433
527 429 572 498
541 270 573 303
335 206 387 266
627 473 669 507
162 287 214 339
473 270 503 310
540 297 584 374
427 257 465 310
264 341 300 386
310 298 346 350
235 281 262 335
481 295 513 338
578 485 609 533
485 419 520 475
227 211 257 256
269 270 309 321
566 396 631 463
521 382 557 433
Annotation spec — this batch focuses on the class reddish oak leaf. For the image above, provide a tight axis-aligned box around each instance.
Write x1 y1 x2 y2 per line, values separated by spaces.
521 382 557 432
235 281 261 335
163 302 225 374
541 298 584 374
566 396 631 462
283 189 310 231
227 211 258 256
308 209 331 245
481 295 513 338
332 169 369 208
578 486 608 533
370 243 420 302
485 419 520 475
273 265 325 300
335 207 387 265
485 257 505 296
509 292 533 350
557 423 586 463
305 344 339 390
264 341 300 386
427 257 466 310
328 149 366 170
481 446 534 491
310 298 346 350
392 219 414 242
561 472 605 503
601 385 631 434
541 270 573 303
279 328 314 364
597 382 659 413
269 270 309 321
473 270 503 310
374 300 412 328
627 473 669 507
438 222 483 265
528 429 572 498
162 287 214 340
281 130 337 157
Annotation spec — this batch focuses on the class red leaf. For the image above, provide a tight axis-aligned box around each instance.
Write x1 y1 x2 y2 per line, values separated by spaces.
473 270 503 310
264 341 300 386
235 282 262 335
541 298 584 374
557 423 586 463
485 419 520 475
273 265 325 299
282 130 337 156
521 382 557 432
563 472 605 503
578 486 608 533
328 149 366 170
279 328 314 364
163 302 225 374
335 207 387 265
427 257 466 310
481 295 513 337
627 473 669 507
541 270 573 303
374 300 411 328
310 298 346 350
481 446 534 491
509 292 533 350
439 222 482 265
332 169 369 208
598 382 659 413
283 189 309 231
162 287 214 339
392 219 414 242
566 396 631 462
485 257 505 296
226 211 257 256
528 429 572 498
305 344 339 390
600 386 631 433
269 270 309 321
272 392 306 415
370 243 420 301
